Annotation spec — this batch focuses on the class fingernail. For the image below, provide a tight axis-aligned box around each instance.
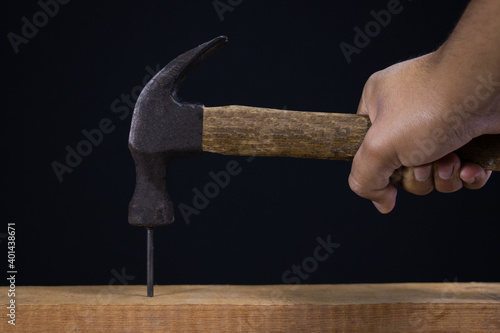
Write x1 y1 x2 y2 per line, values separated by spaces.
414 166 431 182
462 176 475 185
438 165 454 180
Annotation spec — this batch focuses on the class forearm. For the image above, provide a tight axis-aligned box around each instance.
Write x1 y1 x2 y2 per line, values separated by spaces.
432 0 500 135
438 0 500 71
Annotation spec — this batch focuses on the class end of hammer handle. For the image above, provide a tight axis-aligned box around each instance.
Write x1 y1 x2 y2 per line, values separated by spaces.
457 135 500 171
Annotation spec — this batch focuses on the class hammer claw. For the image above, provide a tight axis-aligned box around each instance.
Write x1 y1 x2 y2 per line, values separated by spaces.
128 36 228 229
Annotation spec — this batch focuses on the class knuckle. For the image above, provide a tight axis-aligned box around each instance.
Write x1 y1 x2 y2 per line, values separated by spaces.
348 174 370 199
363 133 392 158
348 173 360 191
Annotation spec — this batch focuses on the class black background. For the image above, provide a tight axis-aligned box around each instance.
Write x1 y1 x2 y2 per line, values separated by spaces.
3 0 499 288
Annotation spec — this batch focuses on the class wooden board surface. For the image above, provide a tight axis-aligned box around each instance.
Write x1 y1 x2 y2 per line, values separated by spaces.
2 283 500 332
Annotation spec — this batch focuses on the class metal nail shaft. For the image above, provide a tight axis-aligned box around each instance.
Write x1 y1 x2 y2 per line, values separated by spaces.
146 228 154 297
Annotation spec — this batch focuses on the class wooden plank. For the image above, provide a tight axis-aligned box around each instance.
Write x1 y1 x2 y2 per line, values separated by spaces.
2 283 500 332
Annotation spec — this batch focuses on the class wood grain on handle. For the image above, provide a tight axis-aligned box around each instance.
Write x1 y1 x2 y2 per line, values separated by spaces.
202 105 500 171
203 105 370 161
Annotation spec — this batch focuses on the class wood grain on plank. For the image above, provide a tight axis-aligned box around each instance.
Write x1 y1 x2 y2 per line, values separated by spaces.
2 283 500 332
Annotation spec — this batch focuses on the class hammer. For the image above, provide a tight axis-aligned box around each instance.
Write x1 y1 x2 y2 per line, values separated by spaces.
128 36 500 297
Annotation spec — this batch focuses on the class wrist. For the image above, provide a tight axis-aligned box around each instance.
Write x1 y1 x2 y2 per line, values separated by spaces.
425 48 500 136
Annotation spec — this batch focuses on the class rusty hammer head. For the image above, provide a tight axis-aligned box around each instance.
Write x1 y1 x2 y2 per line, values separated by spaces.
128 36 228 228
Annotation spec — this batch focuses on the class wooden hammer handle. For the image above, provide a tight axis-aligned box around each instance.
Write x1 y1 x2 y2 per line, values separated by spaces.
202 105 500 171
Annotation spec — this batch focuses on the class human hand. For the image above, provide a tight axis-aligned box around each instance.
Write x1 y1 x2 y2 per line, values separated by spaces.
349 53 498 213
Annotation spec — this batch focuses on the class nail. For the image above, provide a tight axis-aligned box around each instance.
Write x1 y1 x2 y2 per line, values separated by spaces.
414 166 431 182
462 177 475 185
438 165 454 180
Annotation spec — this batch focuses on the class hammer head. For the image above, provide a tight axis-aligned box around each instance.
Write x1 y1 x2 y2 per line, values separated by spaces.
128 36 228 228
